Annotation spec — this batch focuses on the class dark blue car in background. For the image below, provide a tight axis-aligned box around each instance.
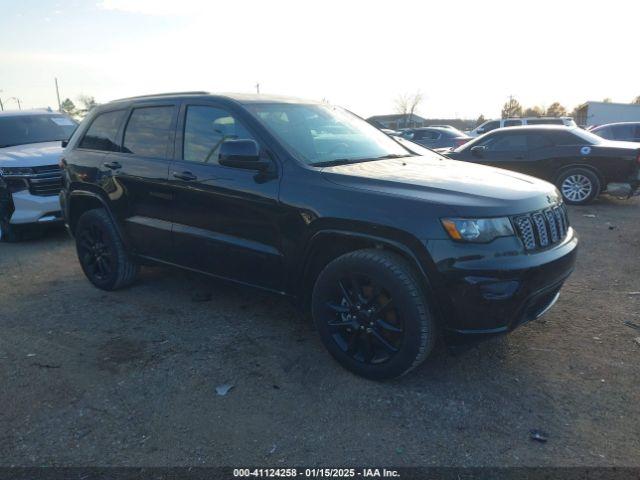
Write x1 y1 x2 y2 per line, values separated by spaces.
401 126 470 149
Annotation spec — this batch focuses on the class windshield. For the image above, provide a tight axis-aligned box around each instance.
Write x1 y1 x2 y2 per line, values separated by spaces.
247 103 412 166
0 114 77 148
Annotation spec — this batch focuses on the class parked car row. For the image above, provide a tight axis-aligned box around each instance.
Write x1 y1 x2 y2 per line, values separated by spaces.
435 125 640 205
467 116 577 137
0 92 637 381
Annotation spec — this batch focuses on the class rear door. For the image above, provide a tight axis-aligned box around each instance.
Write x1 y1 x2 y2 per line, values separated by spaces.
168 102 285 291
107 102 178 260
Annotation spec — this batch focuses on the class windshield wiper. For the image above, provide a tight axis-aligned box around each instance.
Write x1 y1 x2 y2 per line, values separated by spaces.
371 153 412 160
312 153 412 167
312 159 356 167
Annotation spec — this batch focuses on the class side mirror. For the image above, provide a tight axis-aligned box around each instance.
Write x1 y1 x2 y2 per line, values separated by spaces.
218 139 269 171
470 145 486 158
61 140 69 148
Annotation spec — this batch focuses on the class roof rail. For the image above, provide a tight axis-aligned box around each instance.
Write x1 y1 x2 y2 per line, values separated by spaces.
110 91 209 102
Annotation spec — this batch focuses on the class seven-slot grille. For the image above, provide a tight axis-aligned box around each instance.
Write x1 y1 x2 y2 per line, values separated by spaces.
27 165 63 197
513 204 569 251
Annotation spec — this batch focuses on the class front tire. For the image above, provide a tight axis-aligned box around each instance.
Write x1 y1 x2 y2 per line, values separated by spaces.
556 168 600 205
0 219 21 242
311 249 436 380
75 208 139 290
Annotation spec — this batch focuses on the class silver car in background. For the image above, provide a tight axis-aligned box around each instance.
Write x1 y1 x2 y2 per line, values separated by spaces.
0 110 76 241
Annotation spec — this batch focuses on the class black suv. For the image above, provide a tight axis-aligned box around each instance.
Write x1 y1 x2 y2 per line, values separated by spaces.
60 92 578 380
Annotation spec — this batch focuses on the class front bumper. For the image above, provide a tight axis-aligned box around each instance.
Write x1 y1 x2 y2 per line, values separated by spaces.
8 190 62 225
426 228 578 341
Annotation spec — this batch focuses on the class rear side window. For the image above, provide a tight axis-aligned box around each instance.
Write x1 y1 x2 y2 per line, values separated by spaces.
553 131 582 145
183 106 256 164
528 118 564 125
123 106 175 158
78 110 126 152
611 124 635 140
593 126 613 139
527 134 554 149
504 120 523 127
481 121 500 132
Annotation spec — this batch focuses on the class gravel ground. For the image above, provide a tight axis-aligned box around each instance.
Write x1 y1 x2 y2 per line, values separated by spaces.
0 196 639 467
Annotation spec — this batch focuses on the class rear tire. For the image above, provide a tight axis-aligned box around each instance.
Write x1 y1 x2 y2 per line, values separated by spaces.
556 168 600 205
75 208 139 290
311 249 436 380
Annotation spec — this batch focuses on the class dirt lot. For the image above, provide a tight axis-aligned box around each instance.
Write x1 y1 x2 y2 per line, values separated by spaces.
1 196 639 467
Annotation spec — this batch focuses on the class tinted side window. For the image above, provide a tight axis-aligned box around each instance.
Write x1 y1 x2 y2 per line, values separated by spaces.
481 121 500 132
594 126 613 139
527 134 554 149
553 131 582 145
424 130 441 140
485 134 528 151
528 118 563 125
78 110 126 152
635 125 640 139
183 106 256 164
612 124 635 140
504 120 522 127
123 106 175 158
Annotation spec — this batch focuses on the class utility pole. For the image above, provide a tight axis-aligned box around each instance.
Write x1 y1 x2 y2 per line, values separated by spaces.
55 77 61 111
255 82 260 94
8 97 21 110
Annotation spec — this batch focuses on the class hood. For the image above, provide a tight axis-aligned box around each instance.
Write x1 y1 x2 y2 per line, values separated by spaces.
321 156 560 215
0 142 63 168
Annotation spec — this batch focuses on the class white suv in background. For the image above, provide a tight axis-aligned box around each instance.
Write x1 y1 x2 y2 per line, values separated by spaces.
467 117 577 137
0 110 76 241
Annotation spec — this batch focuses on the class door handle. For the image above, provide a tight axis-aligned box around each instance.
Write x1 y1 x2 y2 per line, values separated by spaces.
103 161 122 170
514 155 525 160
173 171 197 181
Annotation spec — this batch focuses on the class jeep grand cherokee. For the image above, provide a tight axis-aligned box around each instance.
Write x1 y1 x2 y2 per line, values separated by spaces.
60 92 578 380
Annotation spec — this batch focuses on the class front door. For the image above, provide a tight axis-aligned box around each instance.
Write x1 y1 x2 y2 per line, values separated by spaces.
168 103 285 292
472 132 530 173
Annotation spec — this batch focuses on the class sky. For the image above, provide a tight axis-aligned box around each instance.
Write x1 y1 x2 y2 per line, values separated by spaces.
0 0 638 119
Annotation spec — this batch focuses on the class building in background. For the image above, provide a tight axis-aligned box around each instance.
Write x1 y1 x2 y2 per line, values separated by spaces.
574 101 640 127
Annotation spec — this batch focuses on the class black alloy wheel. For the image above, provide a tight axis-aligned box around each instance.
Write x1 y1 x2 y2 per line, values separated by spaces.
326 272 404 365
312 249 436 380
77 222 114 283
75 209 139 290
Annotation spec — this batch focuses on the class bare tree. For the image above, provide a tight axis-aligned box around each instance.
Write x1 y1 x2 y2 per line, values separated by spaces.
501 96 522 118
523 106 544 117
633 95 640 105
545 102 567 117
76 95 98 118
394 91 423 128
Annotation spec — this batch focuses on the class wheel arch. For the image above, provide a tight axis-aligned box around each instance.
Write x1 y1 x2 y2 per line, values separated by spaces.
68 190 129 247
296 229 440 320
553 163 605 189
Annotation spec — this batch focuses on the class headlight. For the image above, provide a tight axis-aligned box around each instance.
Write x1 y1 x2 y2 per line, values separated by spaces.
0 166 34 176
441 217 514 243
